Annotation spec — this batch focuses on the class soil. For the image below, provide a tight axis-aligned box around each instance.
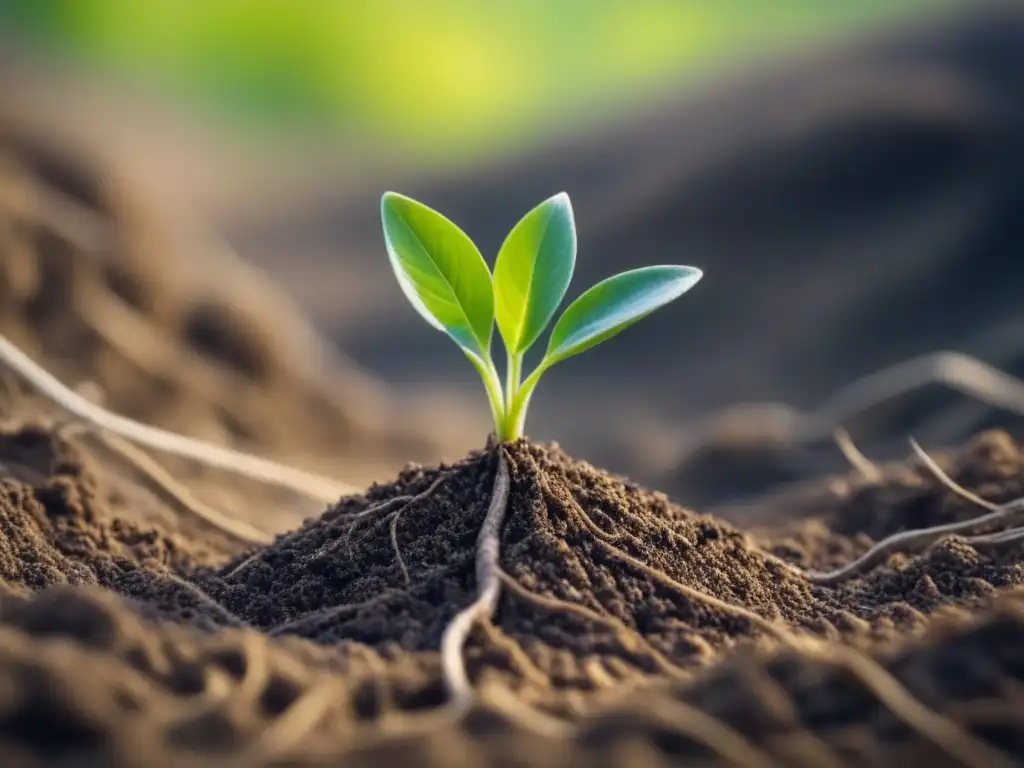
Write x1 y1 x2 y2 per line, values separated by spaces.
0 420 1021 766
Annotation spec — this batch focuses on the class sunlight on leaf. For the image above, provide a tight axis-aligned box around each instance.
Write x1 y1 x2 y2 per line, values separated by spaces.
493 192 576 355
544 265 703 366
381 192 494 360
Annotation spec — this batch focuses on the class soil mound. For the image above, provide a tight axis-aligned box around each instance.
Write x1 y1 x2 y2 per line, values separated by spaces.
0 426 1022 765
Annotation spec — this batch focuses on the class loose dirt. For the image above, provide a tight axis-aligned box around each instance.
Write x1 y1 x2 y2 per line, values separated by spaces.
0 422 1021 766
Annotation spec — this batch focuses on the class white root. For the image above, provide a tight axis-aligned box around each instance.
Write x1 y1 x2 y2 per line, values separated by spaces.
0 333 356 503
805 438 1024 586
439 448 511 713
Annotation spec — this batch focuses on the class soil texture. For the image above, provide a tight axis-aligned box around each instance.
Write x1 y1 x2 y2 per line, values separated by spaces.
0 423 1021 766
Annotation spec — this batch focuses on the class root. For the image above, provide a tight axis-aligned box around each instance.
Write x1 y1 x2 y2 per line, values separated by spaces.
832 426 880 481
222 478 447 582
0 332 355 503
796 638 1015 768
389 509 410 585
799 352 1024 442
732 658 847 768
81 429 272 545
496 569 689 680
238 676 342 763
805 439 1024 586
439 448 511 714
590 536 791 644
477 619 549 686
908 437 999 512
266 576 451 638
804 497 1024 586
158 571 248 628
603 694 783 768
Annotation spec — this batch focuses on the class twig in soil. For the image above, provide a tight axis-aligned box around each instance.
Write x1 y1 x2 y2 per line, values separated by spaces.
796 638 1016 768
81 429 272 545
439 448 511 714
0 332 356 502
832 426 881 481
496 569 689 680
804 440 1024 586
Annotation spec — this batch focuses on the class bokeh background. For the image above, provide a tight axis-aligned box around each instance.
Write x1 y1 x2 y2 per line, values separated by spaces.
1 0 1021 515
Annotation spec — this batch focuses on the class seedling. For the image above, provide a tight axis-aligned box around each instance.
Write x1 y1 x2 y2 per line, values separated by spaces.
381 191 702 442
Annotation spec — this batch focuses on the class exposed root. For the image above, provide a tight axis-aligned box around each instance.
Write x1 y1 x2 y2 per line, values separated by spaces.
970 527 1024 548
805 439 1024 586
346 474 448 534
0 332 355 503
800 352 1024 442
81 429 272 545
496 569 689 680
908 437 1000 512
439 448 511 715
600 694 783 768
237 676 342 764
832 426 881 482
731 657 847 768
796 637 1016 768
266 575 451 638
477 619 549 686
539 475 620 543
389 509 410 585
590 536 791 644
159 571 248 628
804 496 1024 586
219 479 448 582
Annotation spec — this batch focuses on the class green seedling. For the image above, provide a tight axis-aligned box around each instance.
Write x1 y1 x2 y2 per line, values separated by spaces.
381 191 702 442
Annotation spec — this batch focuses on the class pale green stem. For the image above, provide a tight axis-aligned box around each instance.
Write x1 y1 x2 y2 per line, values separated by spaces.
503 361 549 441
504 348 522 415
468 353 507 438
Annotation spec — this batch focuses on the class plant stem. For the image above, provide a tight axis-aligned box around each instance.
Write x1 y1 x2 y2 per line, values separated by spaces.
470 354 507 438
502 362 547 441
505 349 522 404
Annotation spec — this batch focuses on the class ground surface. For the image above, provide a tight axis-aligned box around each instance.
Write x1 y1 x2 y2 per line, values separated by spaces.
1 418 1024 766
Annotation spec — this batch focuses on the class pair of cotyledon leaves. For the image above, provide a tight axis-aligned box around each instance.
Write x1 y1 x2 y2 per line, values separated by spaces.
381 190 702 389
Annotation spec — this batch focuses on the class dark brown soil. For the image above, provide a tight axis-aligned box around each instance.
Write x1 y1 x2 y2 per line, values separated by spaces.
0 421 1021 766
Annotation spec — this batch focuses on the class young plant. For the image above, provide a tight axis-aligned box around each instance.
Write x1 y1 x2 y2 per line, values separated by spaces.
380 191 702 442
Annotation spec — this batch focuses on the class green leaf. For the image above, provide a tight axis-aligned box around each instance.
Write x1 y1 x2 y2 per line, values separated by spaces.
493 192 576 355
381 191 494 359
543 265 702 366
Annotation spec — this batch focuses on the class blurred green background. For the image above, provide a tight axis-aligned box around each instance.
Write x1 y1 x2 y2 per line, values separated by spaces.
2 1 949 161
